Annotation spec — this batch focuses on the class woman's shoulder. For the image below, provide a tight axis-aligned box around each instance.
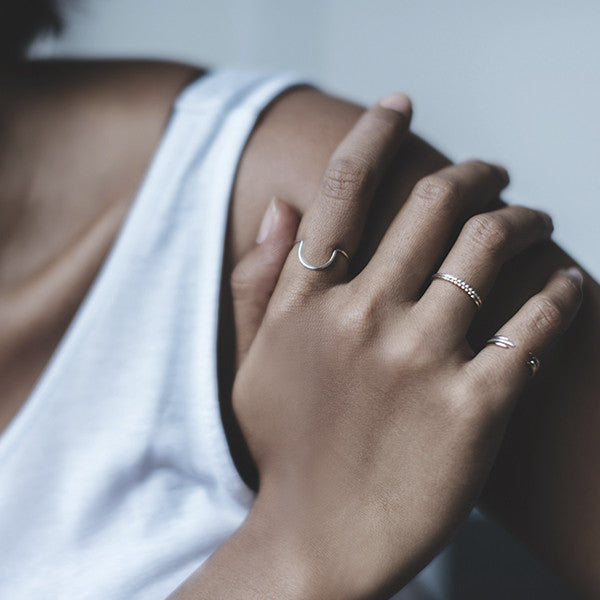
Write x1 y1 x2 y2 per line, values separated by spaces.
0 59 203 284
5 57 202 103
2 58 203 182
0 58 205 432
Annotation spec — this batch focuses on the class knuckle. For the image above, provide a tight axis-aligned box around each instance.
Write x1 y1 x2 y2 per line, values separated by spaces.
530 295 564 334
383 321 435 375
230 262 254 298
445 377 494 426
412 174 461 211
336 296 378 344
321 155 373 205
446 388 480 422
264 300 292 327
463 213 510 255
266 285 311 324
389 339 430 374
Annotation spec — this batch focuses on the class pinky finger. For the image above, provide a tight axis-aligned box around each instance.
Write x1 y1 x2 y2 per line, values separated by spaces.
466 267 583 409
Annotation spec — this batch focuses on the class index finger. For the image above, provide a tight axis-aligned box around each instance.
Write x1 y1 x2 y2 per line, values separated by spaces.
286 94 412 288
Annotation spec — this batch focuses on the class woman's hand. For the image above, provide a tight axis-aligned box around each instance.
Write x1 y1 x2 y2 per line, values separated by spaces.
229 94 583 599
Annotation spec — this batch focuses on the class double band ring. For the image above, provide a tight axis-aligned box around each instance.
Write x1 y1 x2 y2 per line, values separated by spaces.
431 272 483 309
294 239 350 271
485 335 541 377
486 335 515 349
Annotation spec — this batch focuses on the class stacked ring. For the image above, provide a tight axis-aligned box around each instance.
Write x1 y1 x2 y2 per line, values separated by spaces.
486 335 516 349
431 272 483 309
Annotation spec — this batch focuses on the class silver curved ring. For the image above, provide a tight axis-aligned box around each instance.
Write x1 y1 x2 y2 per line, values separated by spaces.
486 335 516 349
294 239 350 271
431 272 483 309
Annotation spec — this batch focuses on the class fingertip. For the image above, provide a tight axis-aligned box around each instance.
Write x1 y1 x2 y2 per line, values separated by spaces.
256 197 279 244
561 266 584 288
378 92 412 119
549 267 584 303
553 266 585 320
268 197 300 247
274 196 300 225
256 196 300 245
538 210 554 235
488 162 510 187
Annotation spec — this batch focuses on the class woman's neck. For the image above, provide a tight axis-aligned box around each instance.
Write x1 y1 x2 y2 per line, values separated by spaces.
0 58 201 433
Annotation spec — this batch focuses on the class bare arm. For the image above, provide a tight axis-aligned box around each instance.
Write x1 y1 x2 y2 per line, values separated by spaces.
225 86 600 596
3 62 595 595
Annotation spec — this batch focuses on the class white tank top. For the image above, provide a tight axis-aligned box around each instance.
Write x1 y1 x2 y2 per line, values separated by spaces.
0 68 566 600
0 70 305 599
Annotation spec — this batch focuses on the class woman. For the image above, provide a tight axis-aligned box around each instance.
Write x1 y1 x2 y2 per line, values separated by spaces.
1 2 597 598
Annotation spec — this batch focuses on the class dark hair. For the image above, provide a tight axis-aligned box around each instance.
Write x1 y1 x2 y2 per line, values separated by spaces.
1 0 64 61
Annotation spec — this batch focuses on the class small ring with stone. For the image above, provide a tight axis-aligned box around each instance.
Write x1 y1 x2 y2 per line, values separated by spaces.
294 239 350 271
526 352 541 376
486 336 541 376
431 272 483 309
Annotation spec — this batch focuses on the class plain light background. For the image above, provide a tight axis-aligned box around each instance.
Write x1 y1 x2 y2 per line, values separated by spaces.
33 0 600 279
31 3 597 597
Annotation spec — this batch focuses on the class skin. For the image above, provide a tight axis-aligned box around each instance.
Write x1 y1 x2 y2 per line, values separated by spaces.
228 87 600 597
174 98 581 599
0 59 202 431
0 60 598 596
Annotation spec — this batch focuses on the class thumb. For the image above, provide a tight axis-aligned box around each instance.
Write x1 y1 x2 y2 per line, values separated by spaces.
231 197 299 368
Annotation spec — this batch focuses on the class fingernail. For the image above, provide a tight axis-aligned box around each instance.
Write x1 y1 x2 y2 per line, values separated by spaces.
565 266 584 287
379 92 412 116
256 197 279 243
489 162 510 186
539 210 554 233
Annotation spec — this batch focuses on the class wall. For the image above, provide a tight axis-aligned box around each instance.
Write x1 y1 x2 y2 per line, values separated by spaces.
33 0 600 277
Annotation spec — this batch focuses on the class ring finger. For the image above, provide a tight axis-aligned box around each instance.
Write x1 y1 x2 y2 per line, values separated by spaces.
421 205 554 340
364 160 509 300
